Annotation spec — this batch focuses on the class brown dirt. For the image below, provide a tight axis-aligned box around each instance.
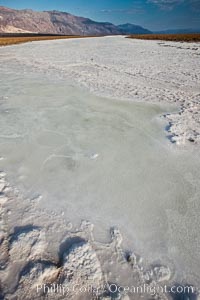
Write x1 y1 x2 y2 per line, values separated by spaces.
0 35 94 46
127 33 200 42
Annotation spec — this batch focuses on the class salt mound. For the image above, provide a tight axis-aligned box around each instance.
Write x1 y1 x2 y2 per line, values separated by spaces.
62 241 102 284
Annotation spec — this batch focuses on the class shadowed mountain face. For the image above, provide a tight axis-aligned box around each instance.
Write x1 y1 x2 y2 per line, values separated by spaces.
0 6 151 35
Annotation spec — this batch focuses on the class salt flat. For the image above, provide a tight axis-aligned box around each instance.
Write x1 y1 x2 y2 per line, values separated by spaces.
0 37 200 299
2 35 199 144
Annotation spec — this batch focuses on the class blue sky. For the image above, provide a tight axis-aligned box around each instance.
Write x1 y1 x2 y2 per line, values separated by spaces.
0 0 200 30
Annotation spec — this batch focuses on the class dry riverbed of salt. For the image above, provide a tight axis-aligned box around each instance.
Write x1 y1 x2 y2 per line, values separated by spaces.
0 36 200 299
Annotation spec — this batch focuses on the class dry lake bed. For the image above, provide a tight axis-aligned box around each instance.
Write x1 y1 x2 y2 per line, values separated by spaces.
0 36 200 299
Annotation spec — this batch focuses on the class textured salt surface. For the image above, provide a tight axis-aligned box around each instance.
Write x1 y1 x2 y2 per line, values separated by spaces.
1 36 199 145
0 37 200 298
0 172 175 300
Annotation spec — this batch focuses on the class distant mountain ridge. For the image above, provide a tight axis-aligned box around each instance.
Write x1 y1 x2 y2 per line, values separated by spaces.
0 6 151 36
118 23 151 34
154 28 200 34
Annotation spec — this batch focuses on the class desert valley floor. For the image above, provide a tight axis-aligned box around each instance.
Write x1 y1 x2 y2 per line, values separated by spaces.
0 36 200 300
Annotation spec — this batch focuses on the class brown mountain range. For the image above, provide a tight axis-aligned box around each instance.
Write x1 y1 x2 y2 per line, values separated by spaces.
0 6 151 35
